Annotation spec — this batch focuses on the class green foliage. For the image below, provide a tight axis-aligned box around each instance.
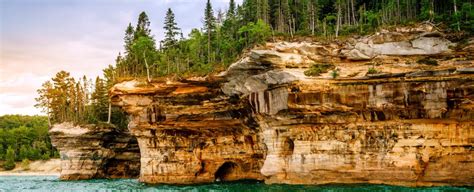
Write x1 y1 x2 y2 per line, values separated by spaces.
367 67 378 74
35 1 474 136
304 63 335 77
3 146 15 170
21 159 30 170
36 70 128 129
162 8 181 49
0 115 56 162
331 69 339 79
110 0 474 80
419 0 433 21
365 11 381 28
417 58 439 66
237 20 272 48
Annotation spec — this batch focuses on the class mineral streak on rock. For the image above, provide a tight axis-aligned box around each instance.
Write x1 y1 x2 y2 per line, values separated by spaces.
110 79 265 184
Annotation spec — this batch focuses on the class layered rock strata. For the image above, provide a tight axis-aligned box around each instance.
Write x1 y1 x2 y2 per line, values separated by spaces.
110 80 265 184
50 122 140 180
53 26 474 186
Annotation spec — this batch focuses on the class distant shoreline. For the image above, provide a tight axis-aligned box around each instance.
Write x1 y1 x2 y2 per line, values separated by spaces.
0 159 60 177
0 172 60 176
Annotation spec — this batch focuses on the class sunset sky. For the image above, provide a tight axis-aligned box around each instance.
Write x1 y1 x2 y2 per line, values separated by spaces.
0 0 242 115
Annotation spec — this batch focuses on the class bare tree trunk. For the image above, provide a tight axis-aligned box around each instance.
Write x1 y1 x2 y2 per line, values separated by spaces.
107 101 111 124
345 0 350 25
323 18 327 37
397 0 401 23
336 1 341 37
454 0 460 31
288 16 294 38
143 52 151 83
47 108 52 127
310 3 315 35
351 0 357 26
207 30 211 64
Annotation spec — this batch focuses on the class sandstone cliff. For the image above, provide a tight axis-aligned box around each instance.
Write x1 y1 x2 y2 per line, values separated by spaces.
52 26 474 186
50 122 140 179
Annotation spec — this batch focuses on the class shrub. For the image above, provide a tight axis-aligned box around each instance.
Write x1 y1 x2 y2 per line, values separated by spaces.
304 63 335 77
21 159 30 170
367 67 378 74
3 146 15 170
331 69 339 79
417 58 438 66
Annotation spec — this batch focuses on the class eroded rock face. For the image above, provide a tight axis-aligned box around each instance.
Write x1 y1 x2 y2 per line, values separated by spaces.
50 122 140 180
342 32 455 60
110 80 265 184
256 79 473 186
107 28 473 186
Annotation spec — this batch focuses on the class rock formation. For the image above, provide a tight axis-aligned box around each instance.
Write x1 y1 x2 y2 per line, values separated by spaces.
50 122 140 180
52 27 474 186
110 80 265 184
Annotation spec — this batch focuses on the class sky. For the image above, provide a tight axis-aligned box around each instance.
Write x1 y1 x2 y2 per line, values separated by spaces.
0 0 242 116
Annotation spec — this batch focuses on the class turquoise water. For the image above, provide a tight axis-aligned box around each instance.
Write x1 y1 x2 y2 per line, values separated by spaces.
0 176 471 192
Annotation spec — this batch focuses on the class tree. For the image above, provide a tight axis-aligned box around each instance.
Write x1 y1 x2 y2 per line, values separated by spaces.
204 0 216 64
227 0 236 18
124 23 135 53
162 8 181 49
91 77 108 122
238 20 272 48
135 11 151 39
3 146 15 170
50 71 74 123
336 0 342 37
35 81 53 127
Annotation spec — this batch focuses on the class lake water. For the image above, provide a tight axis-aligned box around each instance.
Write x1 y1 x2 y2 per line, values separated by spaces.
0 176 471 192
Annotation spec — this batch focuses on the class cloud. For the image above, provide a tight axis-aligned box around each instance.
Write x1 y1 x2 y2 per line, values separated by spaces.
0 0 241 115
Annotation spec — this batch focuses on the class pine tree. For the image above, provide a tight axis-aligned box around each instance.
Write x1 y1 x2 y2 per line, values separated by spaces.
124 23 135 53
162 8 181 49
35 81 53 126
91 77 108 122
260 0 270 24
135 11 151 39
50 71 74 123
204 0 216 64
227 0 236 18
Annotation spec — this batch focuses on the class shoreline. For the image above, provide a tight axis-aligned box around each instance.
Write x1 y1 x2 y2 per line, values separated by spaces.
0 171 60 176
0 159 61 177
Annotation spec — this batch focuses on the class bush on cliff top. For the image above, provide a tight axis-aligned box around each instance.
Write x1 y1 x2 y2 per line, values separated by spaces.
304 63 335 77
367 67 379 74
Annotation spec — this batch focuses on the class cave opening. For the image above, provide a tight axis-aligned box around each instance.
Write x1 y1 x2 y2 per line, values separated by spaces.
102 131 141 179
214 162 239 182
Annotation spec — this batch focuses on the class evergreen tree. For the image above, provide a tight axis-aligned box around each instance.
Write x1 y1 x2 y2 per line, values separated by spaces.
91 77 108 122
162 8 181 49
135 11 151 39
204 0 216 64
227 0 236 18
124 23 135 53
